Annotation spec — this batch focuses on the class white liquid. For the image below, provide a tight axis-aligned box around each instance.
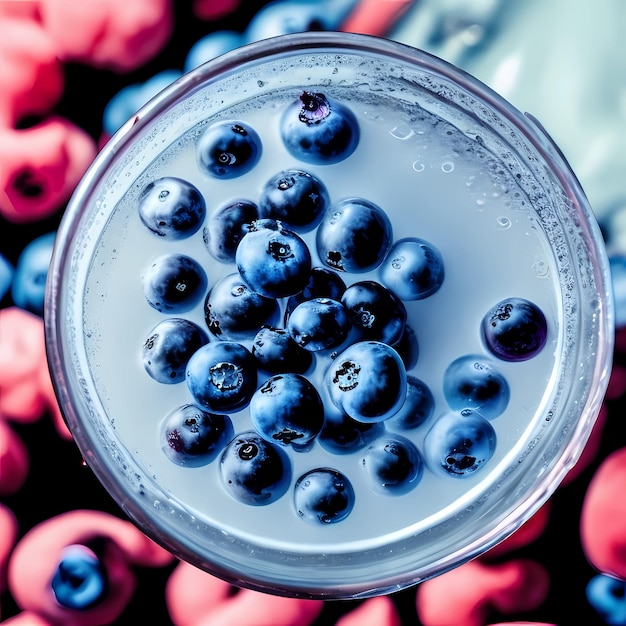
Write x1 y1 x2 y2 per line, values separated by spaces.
81 87 561 551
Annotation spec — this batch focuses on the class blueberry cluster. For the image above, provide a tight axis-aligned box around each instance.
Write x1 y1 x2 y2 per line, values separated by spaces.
137 91 549 526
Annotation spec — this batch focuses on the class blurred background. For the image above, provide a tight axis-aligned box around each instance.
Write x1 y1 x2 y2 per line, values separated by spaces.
1 1 625 624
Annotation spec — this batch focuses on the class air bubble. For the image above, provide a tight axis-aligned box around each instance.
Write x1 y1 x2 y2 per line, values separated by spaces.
441 162 454 173
496 216 511 229
390 124 415 140
412 161 425 172
532 259 549 277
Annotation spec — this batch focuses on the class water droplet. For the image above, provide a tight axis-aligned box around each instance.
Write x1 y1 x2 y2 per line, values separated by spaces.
412 161 425 172
532 259 549 277
441 161 454 173
496 216 511 229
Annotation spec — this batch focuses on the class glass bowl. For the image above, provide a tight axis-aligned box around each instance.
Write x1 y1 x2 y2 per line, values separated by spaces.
45 31 613 599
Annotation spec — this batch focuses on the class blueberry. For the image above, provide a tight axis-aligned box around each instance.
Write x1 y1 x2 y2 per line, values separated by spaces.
379 237 445 300
258 169 329 231
481 297 548 361
244 0 358 41
251 326 313 374
197 120 261 178
186 341 257 413
423 411 497 477
204 272 279 341
184 30 244 73
161 404 233 467
142 318 209 384
316 198 392 273
11 231 55 315
280 91 359 165
0 253 13 301
386 375 434 430
142 253 208 313
318 410 384 454
138 177 206 239
203 199 258 263
236 219 312 298
220 431 291 505
326 341 407 423
341 280 407 346
102 70 182 136
284 266 347 320
586 573 626 625
287 298 351 351
394 324 420 370
360 435 423 495
294 468 355 525
443 355 510 419
50 545 107 610
249 373 324 448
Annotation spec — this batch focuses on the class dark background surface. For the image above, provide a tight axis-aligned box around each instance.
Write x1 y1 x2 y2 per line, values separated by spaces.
1 2 623 624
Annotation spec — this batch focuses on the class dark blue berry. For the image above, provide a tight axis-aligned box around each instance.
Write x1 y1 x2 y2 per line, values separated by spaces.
280 91 359 165
203 199 258 263
284 266 347 321
220 431 291 505
316 198 392 273
326 340 407 423
360 435 423 495
204 272 279 341
424 411 497 477
287 297 351 351
197 120 262 178
379 237 445 300
142 253 208 313
394 324 420 370
341 280 407 346
482 297 548 361
161 404 233 467
236 219 312 298
11 231 55 315
443 355 510 419
386 375 434 430
142 318 209 384
294 468 355 525
251 326 313 374
138 177 205 239
318 410 384 455
586 573 626 624
50 545 107 610
258 169 329 231
186 341 257 413
249 373 324 448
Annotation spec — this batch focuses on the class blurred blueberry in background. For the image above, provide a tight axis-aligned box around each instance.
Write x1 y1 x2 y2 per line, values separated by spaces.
11 231 55 315
0 253 13 300
587 573 626 625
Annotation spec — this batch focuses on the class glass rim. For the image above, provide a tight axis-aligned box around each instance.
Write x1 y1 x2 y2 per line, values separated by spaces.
45 31 614 598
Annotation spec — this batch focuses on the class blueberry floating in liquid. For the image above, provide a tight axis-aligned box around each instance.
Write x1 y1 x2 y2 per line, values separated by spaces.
249 373 324 448
423 410 497 477
481 297 548 361
186 341 257 414
197 120 262 178
294 468 355 525
220 431 291 505
316 197 392 273
161 404 233 467
142 253 208 313
142 318 209 384
280 91 359 165
236 218 312 298
138 177 206 240
443 354 510 419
